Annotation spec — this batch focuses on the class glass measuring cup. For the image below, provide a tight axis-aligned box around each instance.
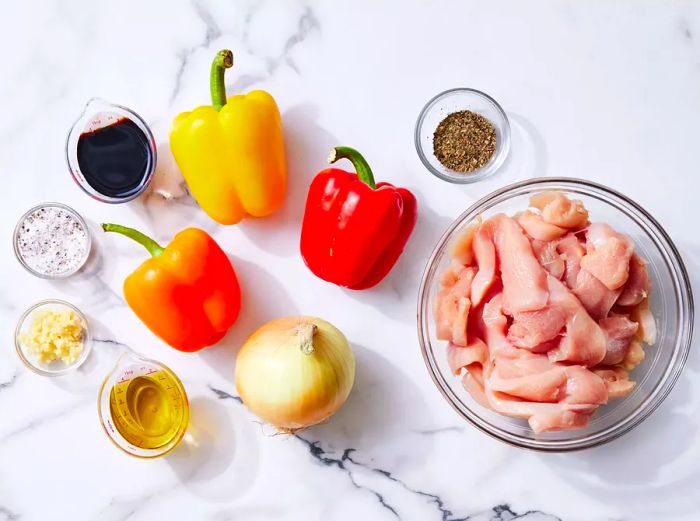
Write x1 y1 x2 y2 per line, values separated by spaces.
98 351 189 458
66 98 157 203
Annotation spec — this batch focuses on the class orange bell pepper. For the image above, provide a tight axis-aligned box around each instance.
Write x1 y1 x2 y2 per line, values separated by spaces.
102 223 241 352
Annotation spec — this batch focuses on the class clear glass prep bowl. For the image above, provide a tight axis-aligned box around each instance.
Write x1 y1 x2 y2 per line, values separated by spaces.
415 88 511 184
15 299 92 376
13 202 91 279
417 178 694 451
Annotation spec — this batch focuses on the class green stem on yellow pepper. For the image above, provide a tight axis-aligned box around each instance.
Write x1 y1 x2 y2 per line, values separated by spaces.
101 223 165 258
328 146 377 189
211 49 234 111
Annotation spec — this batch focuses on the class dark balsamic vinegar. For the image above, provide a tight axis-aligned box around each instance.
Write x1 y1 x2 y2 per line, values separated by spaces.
77 118 152 199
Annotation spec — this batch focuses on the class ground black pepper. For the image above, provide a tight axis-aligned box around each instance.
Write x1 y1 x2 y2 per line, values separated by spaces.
433 110 496 173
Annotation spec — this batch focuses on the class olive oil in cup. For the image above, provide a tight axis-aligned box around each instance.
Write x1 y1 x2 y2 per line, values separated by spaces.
98 352 189 458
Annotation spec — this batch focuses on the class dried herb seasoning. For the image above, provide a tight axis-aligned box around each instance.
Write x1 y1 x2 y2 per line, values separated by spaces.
433 110 496 173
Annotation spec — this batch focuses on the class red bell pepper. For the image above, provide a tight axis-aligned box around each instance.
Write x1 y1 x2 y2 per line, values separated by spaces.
300 146 417 290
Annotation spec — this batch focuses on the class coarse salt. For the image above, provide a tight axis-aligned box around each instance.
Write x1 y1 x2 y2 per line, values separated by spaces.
15 205 89 276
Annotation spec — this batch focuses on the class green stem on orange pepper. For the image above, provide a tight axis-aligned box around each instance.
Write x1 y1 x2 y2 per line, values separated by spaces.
101 223 164 257
328 146 376 189
210 49 233 111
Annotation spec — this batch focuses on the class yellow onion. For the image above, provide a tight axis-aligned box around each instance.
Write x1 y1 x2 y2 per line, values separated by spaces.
235 316 355 431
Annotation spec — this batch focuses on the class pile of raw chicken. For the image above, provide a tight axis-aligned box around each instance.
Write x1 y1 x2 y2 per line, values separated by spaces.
435 192 655 433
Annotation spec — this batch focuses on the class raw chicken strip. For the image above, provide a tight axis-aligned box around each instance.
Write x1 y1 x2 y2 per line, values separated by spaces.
560 365 608 405
493 214 549 313
435 267 476 344
531 240 565 279
467 363 485 387
622 340 645 370
489 358 567 402
481 294 521 359
630 297 657 345
471 223 497 308
435 290 462 342
472 215 549 313
507 306 566 350
599 315 639 366
481 367 607 432
558 228 622 320
557 233 585 288
572 269 622 320
450 266 477 299
451 298 471 346
462 365 489 407
517 211 567 241
450 220 481 266
439 261 463 287
617 253 651 306
580 223 634 290
530 192 589 229
593 367 635 398
447 339 488 375
545 276 607 367
483 380 597 433
482 295 565 398
495 216 550 314
527 337 562 354
529 409 595 433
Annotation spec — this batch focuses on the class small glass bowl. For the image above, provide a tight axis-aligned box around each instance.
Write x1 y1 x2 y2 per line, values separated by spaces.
13 202 91 279
417 178 693 451
415 88 511 184
15 299 92 377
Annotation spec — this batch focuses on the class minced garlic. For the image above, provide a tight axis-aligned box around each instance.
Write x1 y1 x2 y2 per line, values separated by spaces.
20 308 85 365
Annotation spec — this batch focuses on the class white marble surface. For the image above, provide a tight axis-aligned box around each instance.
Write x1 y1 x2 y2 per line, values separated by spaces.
1 1 700 520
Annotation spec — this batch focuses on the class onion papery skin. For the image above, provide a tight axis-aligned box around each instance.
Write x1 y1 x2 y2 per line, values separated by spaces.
235 316 355 431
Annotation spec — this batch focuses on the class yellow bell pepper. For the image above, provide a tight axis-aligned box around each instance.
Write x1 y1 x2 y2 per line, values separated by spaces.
170 49 286 225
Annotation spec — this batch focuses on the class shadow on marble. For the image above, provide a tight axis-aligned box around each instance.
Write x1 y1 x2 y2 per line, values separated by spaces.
301 343 434 452
132 141 219 240
149 139 190 202
340 194 453 324
504 112 548 181
237 103 339 258
198 255 298 381
48 218 124 313
544 373 700 518
166 394 260 502
456 111 548 195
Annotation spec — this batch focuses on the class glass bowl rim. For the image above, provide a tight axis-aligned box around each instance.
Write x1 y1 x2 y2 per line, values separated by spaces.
417 176 694 451
414 87 511 184
13 201 92 279
15 298 93 377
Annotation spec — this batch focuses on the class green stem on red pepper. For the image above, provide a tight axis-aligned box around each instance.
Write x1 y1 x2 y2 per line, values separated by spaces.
328 146 377 189
101 223 164 258
211 49 234 111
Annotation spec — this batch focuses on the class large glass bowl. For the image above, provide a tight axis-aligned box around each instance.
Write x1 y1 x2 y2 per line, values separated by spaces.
417 178 693 451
